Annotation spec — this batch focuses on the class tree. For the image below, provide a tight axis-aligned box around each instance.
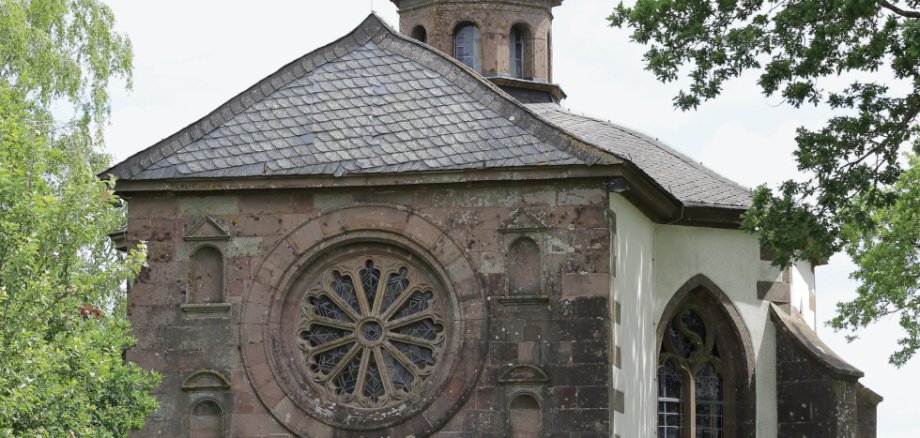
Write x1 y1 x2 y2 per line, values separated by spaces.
609 0 920 366
0 0 159 435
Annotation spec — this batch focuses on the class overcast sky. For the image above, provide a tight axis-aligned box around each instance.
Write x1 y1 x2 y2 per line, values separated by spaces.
102 1 918 436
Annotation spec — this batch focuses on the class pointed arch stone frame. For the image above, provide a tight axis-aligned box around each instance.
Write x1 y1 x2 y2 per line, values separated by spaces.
655 274 757 438
239 204 487 436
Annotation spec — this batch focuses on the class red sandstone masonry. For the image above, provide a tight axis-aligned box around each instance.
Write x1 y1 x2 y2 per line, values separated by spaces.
125 180 613 437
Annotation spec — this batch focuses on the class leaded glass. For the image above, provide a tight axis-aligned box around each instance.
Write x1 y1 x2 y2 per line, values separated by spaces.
363 357 385 401
668 309 707 359
335 357 361 395
310 295 351 322
332 272 361 315
657 361 683 438
391 340 435 368
383 349 415 392
695 363 724 438
682 310 707 342
301 325 351 347
299 254 446 408
381 267 410 313
659 303 732 437
394 319 441 341
668 324 693 358
362 321 383 342
310 343 354 376
360 259 380 310
391 290 433 320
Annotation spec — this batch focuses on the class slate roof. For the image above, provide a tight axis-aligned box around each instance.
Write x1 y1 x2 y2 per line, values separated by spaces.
106 14 608 182
526 103 753 209
106 13 752 211
132 40 591 179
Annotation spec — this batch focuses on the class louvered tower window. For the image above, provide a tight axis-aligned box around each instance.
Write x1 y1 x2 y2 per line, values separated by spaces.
453 23 482 72
510 25 526 79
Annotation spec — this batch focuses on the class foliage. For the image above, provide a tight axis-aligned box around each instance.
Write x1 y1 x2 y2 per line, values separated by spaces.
610 0 920 365
0 0 159 435
834 154 919 366
0 0 133 125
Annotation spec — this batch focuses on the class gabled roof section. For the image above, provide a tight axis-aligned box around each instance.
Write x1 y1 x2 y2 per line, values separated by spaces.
526 103 753 210
104 14 615 181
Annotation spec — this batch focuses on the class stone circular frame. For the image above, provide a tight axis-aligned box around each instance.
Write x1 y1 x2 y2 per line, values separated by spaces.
240 205 487 435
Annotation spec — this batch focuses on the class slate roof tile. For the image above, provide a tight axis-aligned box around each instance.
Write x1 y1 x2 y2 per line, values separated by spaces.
525 102 752 209
109 14 749 211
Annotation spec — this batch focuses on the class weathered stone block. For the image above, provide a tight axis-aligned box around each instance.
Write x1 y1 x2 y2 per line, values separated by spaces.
178 195 239 216
562 273 610 299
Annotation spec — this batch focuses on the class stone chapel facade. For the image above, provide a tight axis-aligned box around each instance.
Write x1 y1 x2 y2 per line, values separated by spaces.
107 1 881 436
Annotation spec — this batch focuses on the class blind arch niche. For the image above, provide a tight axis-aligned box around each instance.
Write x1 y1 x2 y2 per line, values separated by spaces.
189 246 224 304
508 237 541 296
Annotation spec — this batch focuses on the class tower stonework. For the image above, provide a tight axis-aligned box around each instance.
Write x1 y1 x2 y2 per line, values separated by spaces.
392 0 561 83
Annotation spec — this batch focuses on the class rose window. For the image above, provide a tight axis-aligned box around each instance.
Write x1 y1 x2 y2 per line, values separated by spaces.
297 255 446 408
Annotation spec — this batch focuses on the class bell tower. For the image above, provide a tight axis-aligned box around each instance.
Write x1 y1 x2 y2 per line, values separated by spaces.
391 0 565 101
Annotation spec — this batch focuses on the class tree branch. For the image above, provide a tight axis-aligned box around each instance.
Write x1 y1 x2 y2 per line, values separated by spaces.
880 1 920 18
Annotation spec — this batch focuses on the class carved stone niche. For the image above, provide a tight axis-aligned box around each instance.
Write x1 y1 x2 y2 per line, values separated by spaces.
181 217 231 318
498 209 549 305
499 365 550 438
182 370 231 438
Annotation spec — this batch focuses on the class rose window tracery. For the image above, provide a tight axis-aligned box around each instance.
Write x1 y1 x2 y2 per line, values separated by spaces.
297 255 446 408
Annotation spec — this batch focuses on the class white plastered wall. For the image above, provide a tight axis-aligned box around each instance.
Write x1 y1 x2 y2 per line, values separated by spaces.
790 260 817 329
609 194 778 437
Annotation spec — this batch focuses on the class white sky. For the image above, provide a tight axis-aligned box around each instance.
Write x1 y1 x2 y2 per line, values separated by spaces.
102 1 919 436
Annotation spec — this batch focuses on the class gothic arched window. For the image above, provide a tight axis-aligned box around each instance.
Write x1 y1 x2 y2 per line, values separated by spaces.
509 24 530 79
657 305 732 438
453 23 482 72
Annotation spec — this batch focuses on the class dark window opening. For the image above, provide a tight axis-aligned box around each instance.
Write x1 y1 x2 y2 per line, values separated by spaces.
410 25 427 44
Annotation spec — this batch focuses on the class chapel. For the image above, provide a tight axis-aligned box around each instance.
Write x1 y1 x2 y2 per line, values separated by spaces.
107 1 881 436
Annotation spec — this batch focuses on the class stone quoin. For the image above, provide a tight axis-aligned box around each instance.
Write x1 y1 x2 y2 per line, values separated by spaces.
107 1 880 436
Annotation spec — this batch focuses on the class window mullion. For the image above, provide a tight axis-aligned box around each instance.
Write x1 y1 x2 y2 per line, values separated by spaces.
685 371 696 438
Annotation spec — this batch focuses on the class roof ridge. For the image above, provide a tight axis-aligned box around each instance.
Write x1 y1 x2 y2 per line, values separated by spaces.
103 13 392 180
541 103 753 194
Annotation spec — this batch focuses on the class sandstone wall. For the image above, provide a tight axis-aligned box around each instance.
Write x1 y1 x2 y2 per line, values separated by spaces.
125 178 612 437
